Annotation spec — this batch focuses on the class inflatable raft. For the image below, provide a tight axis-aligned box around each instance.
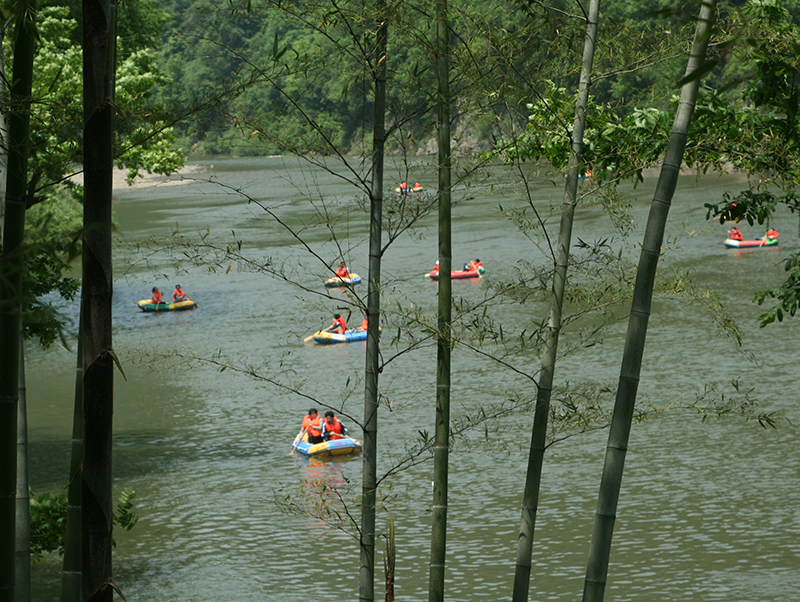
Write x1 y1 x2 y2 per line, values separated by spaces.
312 329 369 344
395 184 424 194
137 298 197 312
324 273 362 288
724 238 778 248
292 433 362 458
427 266 485 280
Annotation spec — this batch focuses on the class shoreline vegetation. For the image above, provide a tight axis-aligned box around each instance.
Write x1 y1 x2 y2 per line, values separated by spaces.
109 159 735 195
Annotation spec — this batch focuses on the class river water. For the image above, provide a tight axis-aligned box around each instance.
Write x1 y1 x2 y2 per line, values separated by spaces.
27 156 800 601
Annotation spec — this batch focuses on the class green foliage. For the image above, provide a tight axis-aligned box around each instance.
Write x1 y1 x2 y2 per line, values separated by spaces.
30 491 68 563
754 251 800 326
704 190 800 226
29 488 139 563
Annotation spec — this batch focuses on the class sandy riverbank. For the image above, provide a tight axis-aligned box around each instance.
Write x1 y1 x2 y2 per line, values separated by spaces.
112 163 212 191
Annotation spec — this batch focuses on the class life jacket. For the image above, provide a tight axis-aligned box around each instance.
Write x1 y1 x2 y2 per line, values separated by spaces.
730 229 743 241
302 414 322 437
332 316 346 333
335 265 348 277
323 417 344 440
173 288 186 302
767 229 779 239
151 290 163 303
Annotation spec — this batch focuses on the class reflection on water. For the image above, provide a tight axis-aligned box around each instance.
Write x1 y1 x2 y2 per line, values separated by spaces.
27 159 800 601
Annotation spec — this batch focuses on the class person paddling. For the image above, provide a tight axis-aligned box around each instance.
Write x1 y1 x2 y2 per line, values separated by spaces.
330 313 346 333
335 262 349 278
321 410 350 441
301 408 324 444
172 284 187 302
151 287 164 304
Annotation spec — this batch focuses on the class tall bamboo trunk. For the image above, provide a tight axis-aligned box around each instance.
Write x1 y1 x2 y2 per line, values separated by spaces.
0 24 7 244
359 4 387 601
81 0 116 598
0 1 38 599
15 330 30 602
61 326 83 602
511 2 600 601
581 3 717 601
428 0 451 599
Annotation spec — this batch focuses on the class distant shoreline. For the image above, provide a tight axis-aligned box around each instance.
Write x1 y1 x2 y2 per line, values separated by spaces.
113 163 211 191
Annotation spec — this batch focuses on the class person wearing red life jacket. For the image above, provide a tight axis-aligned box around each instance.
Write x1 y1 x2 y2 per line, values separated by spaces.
335 262 349 278
468 258 483 272
431 260 439 275
766 228 779 240
330 313 346 333
728 227 743 241
151 287 164 304
301 408 324 444
358 317 368 331
321 410 350 441
400 181 409 196
172 284 187 302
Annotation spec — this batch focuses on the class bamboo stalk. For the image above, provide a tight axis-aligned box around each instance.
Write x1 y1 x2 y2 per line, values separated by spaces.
359 2 388 600
512 2 601 601
581 3 717 601
428 0 452 598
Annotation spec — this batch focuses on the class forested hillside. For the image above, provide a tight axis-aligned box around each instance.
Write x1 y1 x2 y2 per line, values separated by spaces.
149 0 800 156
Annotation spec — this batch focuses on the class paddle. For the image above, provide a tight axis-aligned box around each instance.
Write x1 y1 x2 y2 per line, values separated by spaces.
303 325 333 342
290 428 307 454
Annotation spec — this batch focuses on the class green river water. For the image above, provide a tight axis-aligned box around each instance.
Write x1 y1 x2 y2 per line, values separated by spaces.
26 156 800 601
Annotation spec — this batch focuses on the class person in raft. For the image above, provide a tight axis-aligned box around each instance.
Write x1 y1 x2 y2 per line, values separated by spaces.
357 317 368 331
728 227 743 241
330 313 346 333
335 262 349 278
465 258 482 272
766 228 779 240
172 284 187 302
431 260 440 275
150 287 164 304
399 181 410 196
321 410 350 441
301 408 324 444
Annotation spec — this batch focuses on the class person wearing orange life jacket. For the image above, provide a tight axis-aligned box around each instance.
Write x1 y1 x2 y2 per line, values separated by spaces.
357 317 368 331
321 410 350 441
335 262 349 278
301 408 324 444
172 284 187 302
766 228 779 240
330 313 346 333
467 258 483 272
430 260 439 276
399 181 409 196
728 227 743 241
151 287 164 304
